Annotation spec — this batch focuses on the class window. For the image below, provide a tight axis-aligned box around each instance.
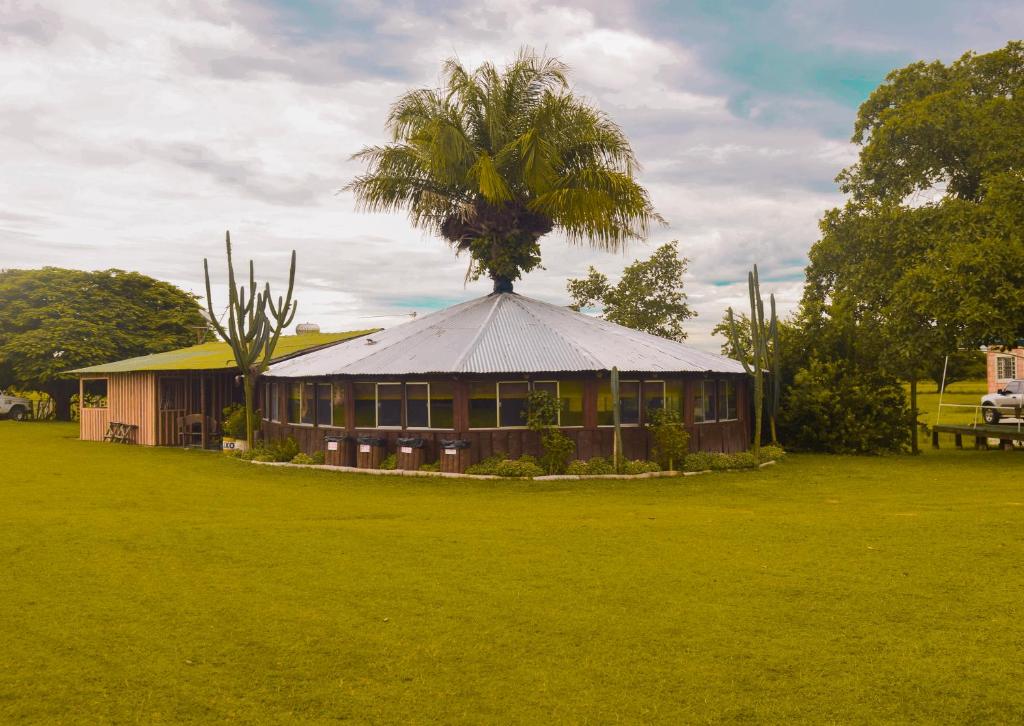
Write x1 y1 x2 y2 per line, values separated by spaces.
469 382 497 428
331 384 346 428
1006 380 1024 395
498 381 530 427
534 381 560 425
270 382 280 422
694 380 718 423
406 383 429 428
287 382 302 423
718 379 737 421
997 355 1016 381
158 378 184 411
597 379 640 426
377 383 402 427
354 382 375 427
430 381 454 429
300 382 315 425
559 380 584 427
643 381 666 418
666 380 685 419
82 378 108 409
316 383 332 426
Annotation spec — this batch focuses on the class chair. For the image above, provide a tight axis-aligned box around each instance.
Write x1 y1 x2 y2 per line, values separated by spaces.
176 414 204 447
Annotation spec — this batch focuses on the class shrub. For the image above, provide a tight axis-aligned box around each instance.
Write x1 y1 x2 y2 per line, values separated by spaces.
647 407 690 471
525 390 576 474
380 454 397 470
584 457 615 475
310 450 325 465
565 460 588 475
419 461 440 472
494 458 544 478
683 452 716 472
265 437 300 463
539 430 575 474
222 404 248 439
725 452 758 469
251 451 276 463
758 445 785 463
779 358 910 454
623 459 661 475
466 454 505 475
291 453 315 465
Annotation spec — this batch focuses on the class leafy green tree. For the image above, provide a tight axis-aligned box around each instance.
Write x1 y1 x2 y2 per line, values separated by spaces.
646 407 689 471
926 349 986 392
802 41 1024 453
0 268 205 419
346 48 661 291
566 241 695 341
712 310 753 363
524 389 575 474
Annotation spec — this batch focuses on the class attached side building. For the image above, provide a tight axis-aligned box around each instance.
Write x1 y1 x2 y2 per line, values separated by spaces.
69 331 374 446
261 291 750 469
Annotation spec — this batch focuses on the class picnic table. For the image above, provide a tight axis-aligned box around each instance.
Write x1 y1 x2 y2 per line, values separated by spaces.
103 421 138 444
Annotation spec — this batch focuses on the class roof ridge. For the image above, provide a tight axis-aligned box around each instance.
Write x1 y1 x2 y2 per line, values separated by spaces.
452 293 504 371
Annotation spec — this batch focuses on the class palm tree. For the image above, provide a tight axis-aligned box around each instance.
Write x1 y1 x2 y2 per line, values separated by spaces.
345 48 662 292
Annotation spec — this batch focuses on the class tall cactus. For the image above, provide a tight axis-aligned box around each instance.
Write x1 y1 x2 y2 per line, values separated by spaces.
725 265 780 458
204 231 297 448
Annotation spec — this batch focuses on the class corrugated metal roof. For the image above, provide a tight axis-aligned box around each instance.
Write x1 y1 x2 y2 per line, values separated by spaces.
267 293 745 377
69 330 377 374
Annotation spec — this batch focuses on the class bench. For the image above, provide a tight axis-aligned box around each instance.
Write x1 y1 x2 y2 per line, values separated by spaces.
103 421 138 444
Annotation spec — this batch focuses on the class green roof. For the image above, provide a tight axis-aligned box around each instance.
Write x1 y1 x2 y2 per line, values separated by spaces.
70 330 377 374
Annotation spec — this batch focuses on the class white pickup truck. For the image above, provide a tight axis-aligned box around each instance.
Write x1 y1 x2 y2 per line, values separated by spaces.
0 390 32 421
981 379 1024 424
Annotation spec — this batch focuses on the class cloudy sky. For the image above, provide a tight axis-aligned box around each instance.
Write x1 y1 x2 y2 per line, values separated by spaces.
1 1 1020 350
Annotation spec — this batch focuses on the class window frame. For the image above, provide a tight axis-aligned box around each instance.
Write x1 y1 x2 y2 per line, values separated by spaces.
270 381 280 423
497 380 531 429
717 379 738 422
375 382 404 429
597 378 642 428
81 377 109 410
694 379 719 425
996 354 1017 381
404 381 432 430
316 382 333 427
642 380 666 423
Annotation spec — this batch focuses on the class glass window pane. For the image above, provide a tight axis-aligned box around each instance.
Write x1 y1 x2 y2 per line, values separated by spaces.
406 383 429 428
317 383 332 426
377 383 402 427
354 382 375 427
499 381 530 427
666 380 684 420
270 382 280 422
469 382 496 428
331 384 346 428
301 383 316 425
430 381 454 429
597 380 614 426
697 380 717 423
693 382 704 423
718 379 737 420
560 380 584 427
644 381 665 418
620 381 640 425
288 382 302 423
83 379 109 408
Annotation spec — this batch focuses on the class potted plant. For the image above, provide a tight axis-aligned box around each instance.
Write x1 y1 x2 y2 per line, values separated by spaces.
221 404 249 453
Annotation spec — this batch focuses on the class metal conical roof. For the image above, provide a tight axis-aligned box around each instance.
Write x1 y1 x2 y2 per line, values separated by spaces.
266 292 745 377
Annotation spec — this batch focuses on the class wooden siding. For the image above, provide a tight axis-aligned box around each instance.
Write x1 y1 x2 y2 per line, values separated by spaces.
260 373 752 466
80 407 110 442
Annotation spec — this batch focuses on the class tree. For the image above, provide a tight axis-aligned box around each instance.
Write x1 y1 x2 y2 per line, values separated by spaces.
566 241 695 341
203 233 297 449
346 48 661 292
802 41 1024 453
0 268 205 419
712 310 753 363
927 349 986 392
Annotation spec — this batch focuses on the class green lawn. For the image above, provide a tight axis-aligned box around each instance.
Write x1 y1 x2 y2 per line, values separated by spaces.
2 423 1022 723
914 379 991 427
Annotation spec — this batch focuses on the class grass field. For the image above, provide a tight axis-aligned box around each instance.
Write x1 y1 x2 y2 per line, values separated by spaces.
2 422 1023 723
914 379 991 427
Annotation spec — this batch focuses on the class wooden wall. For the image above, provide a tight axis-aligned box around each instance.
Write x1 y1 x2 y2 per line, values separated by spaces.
260 373 752 465
79 372 158 445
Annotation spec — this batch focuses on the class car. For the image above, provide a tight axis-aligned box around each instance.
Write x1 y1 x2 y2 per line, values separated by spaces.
0 390 32 421
981 379 1024 424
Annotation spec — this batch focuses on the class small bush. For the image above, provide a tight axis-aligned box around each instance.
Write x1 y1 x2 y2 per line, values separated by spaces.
251 451 276 463
291 453 315 465
758 445 785 463
265 437 300 463
647 407 690 471
565 460 588 476
222 404 248 440
725 452 758 469
380 454 397 470
310 450 325 465
419 462 440 472
584 457 615 475
683 452 716 472
494 458 544 478
465 454 505 475
623 459 662 475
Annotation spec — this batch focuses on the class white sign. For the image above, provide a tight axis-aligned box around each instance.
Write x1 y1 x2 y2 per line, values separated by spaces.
327 441 338 451
359 444 370 453
400 446 413 454
444 448 457 456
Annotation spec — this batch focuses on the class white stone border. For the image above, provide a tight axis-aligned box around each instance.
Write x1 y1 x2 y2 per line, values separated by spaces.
247 457 782 480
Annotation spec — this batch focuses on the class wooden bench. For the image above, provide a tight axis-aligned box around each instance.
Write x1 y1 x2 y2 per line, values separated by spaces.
103 421 138 444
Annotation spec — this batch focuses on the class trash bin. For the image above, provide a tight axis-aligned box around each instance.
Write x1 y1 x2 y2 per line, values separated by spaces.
356 434 388 469
439 438 471 474
396 436 426 470
323 434 354 467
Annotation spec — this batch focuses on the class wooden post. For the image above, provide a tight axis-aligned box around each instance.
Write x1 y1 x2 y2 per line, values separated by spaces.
200 373 207 449
611 367 622 473
954 433 962 449
931 430 939 449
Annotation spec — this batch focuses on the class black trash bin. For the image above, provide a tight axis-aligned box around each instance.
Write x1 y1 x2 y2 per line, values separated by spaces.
356 434 388 468
439 438 471 473
396 436 427 470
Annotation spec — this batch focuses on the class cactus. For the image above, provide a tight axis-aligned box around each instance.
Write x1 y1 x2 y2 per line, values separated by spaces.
725 265 781 458
203 231 297 448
